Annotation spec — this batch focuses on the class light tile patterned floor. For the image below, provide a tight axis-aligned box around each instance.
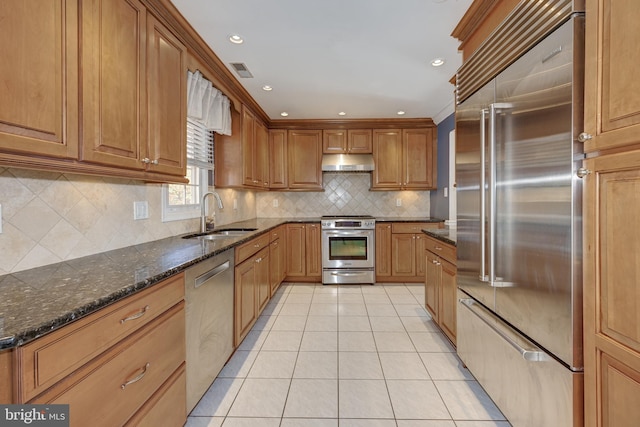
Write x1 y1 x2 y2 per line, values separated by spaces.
186 282 512 427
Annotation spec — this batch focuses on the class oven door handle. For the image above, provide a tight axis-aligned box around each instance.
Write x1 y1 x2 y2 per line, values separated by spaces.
330 271 372 277
323 230 371 236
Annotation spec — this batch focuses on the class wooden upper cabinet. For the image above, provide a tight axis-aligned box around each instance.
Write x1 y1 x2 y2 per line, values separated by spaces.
585 0 640 152
404 128 436 189
255 121 269 188
372 129 403 188
0 0 79 159
242 107 256 186
372 128 436 190
323 129 372 154
80 0 147 170
146 14 186 177
287 130 322 190
269 129 288 189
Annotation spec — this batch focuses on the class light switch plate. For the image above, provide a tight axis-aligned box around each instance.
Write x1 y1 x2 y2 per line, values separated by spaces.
396 198 402 207
134 201 149 220
273 199 279 208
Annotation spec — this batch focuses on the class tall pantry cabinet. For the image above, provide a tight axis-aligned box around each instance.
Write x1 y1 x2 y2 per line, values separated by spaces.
583 0 640 426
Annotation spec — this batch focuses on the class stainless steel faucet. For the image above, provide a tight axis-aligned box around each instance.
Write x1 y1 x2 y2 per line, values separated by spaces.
200 191 224 233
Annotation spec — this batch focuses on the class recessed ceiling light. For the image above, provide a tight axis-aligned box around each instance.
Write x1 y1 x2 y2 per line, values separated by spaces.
338 112 346 116
431 58 445 67
397 111 406 116
228 34 244 44
262 85 273 91
280 112 289 117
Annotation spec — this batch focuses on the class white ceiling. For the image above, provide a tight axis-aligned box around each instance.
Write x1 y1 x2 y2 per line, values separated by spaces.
171 0 473 123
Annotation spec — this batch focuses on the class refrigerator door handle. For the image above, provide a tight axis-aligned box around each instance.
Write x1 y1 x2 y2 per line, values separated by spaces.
459 298 552 362
479 108 488 282
488 104 498 286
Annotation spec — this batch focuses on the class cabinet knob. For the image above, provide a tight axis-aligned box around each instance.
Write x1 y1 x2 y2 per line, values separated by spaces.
576 167 592 178
142 158 158 165
578 132 593 142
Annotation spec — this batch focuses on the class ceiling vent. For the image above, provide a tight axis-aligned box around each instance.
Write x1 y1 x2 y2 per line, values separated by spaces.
230 62 253 78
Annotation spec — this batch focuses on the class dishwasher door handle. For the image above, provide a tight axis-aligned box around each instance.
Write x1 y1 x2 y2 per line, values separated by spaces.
195 261 231 288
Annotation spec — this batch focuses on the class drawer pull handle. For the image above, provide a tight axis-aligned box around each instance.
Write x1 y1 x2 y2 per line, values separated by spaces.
434 246 443 251
121 362 150 390
120 305 150 324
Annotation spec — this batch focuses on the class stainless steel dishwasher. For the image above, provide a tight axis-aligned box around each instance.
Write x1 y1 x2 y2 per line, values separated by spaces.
185 249 234 412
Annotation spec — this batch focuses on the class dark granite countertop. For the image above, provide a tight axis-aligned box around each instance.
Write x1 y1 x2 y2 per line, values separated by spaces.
422 226 457 246
0 217 319 350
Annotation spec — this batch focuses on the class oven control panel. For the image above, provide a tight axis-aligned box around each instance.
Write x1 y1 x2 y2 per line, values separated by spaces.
321 219 376 229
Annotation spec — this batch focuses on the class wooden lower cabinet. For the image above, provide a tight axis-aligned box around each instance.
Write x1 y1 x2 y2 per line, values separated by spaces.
584 150 640 427
376 222 441 283
285 223 321 282
13 274 186 427
424 235 457 345
270 227 287 295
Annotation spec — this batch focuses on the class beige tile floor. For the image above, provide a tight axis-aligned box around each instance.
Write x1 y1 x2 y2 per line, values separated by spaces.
186 282 512 427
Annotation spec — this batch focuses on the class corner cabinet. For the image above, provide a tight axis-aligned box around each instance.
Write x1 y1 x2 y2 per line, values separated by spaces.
287 130 323 190
81 2 186 177
371 128 437 190
0 1 79 159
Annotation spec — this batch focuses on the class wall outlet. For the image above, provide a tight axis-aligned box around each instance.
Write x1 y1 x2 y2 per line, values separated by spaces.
133 201 149 220
0 204 3 234
396 198 402 207
444 187 448 198
273 199 279 208
233 198 238 210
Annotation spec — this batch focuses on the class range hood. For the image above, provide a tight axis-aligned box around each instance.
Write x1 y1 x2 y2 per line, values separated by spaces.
321 154 375 172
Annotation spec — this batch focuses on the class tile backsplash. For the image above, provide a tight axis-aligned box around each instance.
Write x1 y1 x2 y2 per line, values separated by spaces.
0 168 252 275
256 173 430 218
0 169 427 274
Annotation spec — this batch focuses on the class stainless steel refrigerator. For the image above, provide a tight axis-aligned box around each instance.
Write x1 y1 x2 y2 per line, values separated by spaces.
455 14 585 427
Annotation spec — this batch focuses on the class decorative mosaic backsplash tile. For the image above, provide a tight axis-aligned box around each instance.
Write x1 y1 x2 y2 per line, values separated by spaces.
256 173 430 218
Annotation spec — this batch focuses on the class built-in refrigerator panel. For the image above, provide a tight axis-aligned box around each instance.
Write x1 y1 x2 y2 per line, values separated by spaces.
492 18 584 369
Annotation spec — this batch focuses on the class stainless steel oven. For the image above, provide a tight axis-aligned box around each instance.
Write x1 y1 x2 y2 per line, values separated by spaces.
321 215 375 284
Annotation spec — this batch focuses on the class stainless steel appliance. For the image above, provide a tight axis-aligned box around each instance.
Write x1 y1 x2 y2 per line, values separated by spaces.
321 215 375 284
455 8 584 427
184 249 234 412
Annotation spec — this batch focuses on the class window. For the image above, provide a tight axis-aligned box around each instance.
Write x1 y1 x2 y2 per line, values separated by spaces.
162 118 214 222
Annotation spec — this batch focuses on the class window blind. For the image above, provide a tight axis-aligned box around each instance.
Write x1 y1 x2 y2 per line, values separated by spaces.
186 117 214 170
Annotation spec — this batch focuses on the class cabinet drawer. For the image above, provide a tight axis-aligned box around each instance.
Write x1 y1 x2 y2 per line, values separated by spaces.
33 303 185 427
125 363 186 427
236 233 270 263
270 226 283 242
424 236 456 264
391 222 439 233
18 274 185 402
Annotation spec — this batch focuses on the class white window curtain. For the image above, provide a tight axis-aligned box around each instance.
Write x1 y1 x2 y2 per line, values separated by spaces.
187 70 232 135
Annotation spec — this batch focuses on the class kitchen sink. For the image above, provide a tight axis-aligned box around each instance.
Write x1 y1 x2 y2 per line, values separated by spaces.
183 228 258 240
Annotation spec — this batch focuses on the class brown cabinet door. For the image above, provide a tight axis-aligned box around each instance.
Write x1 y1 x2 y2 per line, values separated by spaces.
305 223 322 278
584 150 640 427
288 130 322 189
439 258 457 345
269 130 288 189
286 224 307 277
403 128 436 189
415 234 426 277
375 224 392 277
424 251 440 322
269 239 283 294
372 129 403 189
146 14 186 177
234 258 257 345
323 130 347 153
242 107 256 186
0 0 79 159
255 121 269 188
585 0 640 152
256 248 270 313
391 233 416 277
347 129 373 153
80 0 146 170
